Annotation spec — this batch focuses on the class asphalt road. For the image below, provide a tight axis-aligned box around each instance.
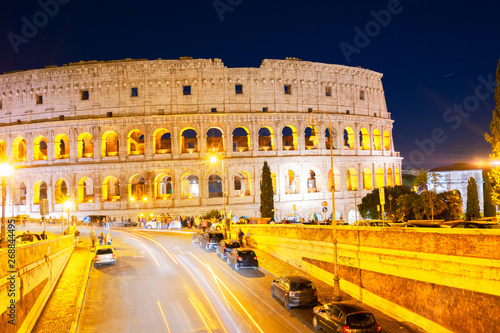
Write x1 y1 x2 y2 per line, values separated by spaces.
77 229 316 333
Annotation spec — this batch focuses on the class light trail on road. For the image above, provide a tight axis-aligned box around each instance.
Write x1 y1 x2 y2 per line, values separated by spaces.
157 300 172 333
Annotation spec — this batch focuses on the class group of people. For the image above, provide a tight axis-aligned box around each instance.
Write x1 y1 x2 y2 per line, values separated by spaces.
90 230 112 247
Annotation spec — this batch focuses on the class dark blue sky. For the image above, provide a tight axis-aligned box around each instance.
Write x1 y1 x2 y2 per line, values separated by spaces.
1 0 499 169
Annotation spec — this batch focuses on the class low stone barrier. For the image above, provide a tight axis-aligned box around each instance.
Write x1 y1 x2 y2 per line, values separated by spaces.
0 235 74 333
232 225 500 333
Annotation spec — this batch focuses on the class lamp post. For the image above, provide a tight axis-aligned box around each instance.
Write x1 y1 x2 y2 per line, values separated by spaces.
210 153 228 237
308 110 342 302
63 200 72 234
0 163 13 248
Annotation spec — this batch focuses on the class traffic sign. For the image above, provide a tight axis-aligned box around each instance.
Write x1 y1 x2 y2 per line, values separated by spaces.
322 201 328 207
232 216 239 223
322 207 328 213
83 216 91 223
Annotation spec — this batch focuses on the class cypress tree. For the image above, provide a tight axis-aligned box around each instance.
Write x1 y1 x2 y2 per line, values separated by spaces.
260 161 275 219
485 59 500 204
483 171 496 217
466 177 480 221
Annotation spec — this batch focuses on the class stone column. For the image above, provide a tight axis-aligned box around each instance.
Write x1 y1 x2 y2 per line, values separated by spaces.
69 129 77 163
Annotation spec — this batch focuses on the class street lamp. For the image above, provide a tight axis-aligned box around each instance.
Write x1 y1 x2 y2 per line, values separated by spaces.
308 110 342 302
210 153 228 236
63 200 72 234
0 163 13 248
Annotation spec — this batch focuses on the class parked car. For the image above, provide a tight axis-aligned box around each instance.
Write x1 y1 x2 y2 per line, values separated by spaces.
450 221 496 229
270 275 318 309
200 231 225 251
15 233 42 244
227 248 258 271
351 220 391 227
397 222 441 228
216 239 241 260
93 245 117 268
313 301 381 332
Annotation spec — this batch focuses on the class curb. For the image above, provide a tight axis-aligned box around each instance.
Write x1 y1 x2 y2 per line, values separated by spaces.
69 246 93 333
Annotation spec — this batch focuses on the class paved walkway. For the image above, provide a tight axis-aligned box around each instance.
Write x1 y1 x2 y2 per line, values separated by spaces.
32 239 92 333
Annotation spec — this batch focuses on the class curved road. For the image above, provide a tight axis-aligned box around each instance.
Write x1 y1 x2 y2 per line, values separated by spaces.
77 229 315 333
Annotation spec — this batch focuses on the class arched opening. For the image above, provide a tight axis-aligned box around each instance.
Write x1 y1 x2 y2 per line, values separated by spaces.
129 175 146 200
128 130 145 155
55 179 68 204
363 168 373 190
155 174 173 199
375 168 385 188
0 140 6 160
258 127 275 151
307 169 320 192
181 129 198 154
54 134 70 159
34 180 48 204
154 129 172 154
384 130 391 150
359 128 369 150
271 172 277 195
103 176 120 201
395 168 401 186
343 127 355 149
234 171 251 196
102 131 119 157
182 174 199 198
373 129 381 150
304 126 319 149
285 169 300 194
282 126 297 150
208 174 223 198
78 132 94 158
34 136 48 161
346 168 358 191
328 169 341 192
325 129 336 150
78 177 94 203
232 127 250 152
12 137 27 162
387 168 394 187
207 128 224 152
19 182 27 205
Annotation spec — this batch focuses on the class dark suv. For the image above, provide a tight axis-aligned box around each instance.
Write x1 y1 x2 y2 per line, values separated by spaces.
200 231 224 251
271 275 318 309
227 248 258 271
313 301 381 332
216 240 241 260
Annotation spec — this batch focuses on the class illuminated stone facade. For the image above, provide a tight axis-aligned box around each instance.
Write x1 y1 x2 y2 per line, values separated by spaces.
0 58 402 222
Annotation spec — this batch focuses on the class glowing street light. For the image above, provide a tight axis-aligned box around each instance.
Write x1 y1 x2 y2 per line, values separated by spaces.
63 200 73 233
308 110 342 302
0 163 13 248
210 153 228 236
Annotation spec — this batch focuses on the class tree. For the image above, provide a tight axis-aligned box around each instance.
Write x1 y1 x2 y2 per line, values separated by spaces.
358 185 413 219
415 172 444 222
436 191 462 221
201 209 221 220
395 192 419 221
485 59 500 204
260 161 274 219
466 177 480 221
483 170 496 217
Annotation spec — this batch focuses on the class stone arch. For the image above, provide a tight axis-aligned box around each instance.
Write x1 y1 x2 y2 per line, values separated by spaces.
154 174 173 199
363 168 373 190
182 173 200 198
103 176 120 201
102 131 119 157
304 126 319 150
234 171 252 196
343 127 355 149
0 140 6 160
78 177 94 203
129 174 146 200
373 129 381 150
395 168 401 185
19 182 27 205
12 136 27 162
307 169 320 192
33 135 48 161
258 127 275 151
325 128 337 150
78 132 94 158
232 127 250 152
375 167 385 188
285 169 300 194
359 128 369 150
206 127 224 152
387 168 394 187
180 128 198 154
153 128 171 154
328 168 341 192
55 179 69 204
282 126 298 150
34 180 48 204
54 134 70 159
128 129 145 155
346 168 358 191
384 130 391 150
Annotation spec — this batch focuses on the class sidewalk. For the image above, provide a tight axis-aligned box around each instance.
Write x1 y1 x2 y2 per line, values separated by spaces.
32 240 92 333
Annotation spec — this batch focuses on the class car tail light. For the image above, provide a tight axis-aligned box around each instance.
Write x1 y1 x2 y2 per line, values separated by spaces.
112 254 115 258
223 245 226 249
377 323 381 332
237 256 242 261
254 256 257 260
314 290 317 296
343 325 352 333
289 291 295 297
94 256 98 260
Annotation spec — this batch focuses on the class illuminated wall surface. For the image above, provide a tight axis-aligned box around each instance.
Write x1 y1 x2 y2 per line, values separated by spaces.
0 58 402 221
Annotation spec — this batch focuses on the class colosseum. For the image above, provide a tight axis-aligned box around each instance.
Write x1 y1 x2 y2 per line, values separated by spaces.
0 57 402 223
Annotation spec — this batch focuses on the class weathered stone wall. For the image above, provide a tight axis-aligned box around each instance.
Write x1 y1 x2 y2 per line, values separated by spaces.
232 225 500 333
0 235 74 333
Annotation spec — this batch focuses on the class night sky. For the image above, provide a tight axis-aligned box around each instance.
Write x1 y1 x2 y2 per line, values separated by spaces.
1 0 499 169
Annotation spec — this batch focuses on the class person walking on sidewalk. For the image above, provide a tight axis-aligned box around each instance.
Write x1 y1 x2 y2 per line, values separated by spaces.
98 232 104 246
90 230 97 248
106 232 112 245
238 229 244 247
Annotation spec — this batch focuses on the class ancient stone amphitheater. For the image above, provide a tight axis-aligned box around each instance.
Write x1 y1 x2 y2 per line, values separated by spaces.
0 57 402 222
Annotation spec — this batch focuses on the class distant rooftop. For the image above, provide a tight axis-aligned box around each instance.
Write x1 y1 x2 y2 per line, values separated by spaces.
430 163 486 172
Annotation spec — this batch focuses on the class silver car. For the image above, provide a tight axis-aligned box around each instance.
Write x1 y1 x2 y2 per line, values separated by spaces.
93 245 117 268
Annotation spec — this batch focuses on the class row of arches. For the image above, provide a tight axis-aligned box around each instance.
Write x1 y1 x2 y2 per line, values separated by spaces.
3 126 392 162
24 167 400 205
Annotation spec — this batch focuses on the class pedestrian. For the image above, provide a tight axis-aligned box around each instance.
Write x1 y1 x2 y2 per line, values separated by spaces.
107 232 112 245
238 228 244 247
98 232 104 246
90 230 96 247
74 228 80 247
41 230 47 240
